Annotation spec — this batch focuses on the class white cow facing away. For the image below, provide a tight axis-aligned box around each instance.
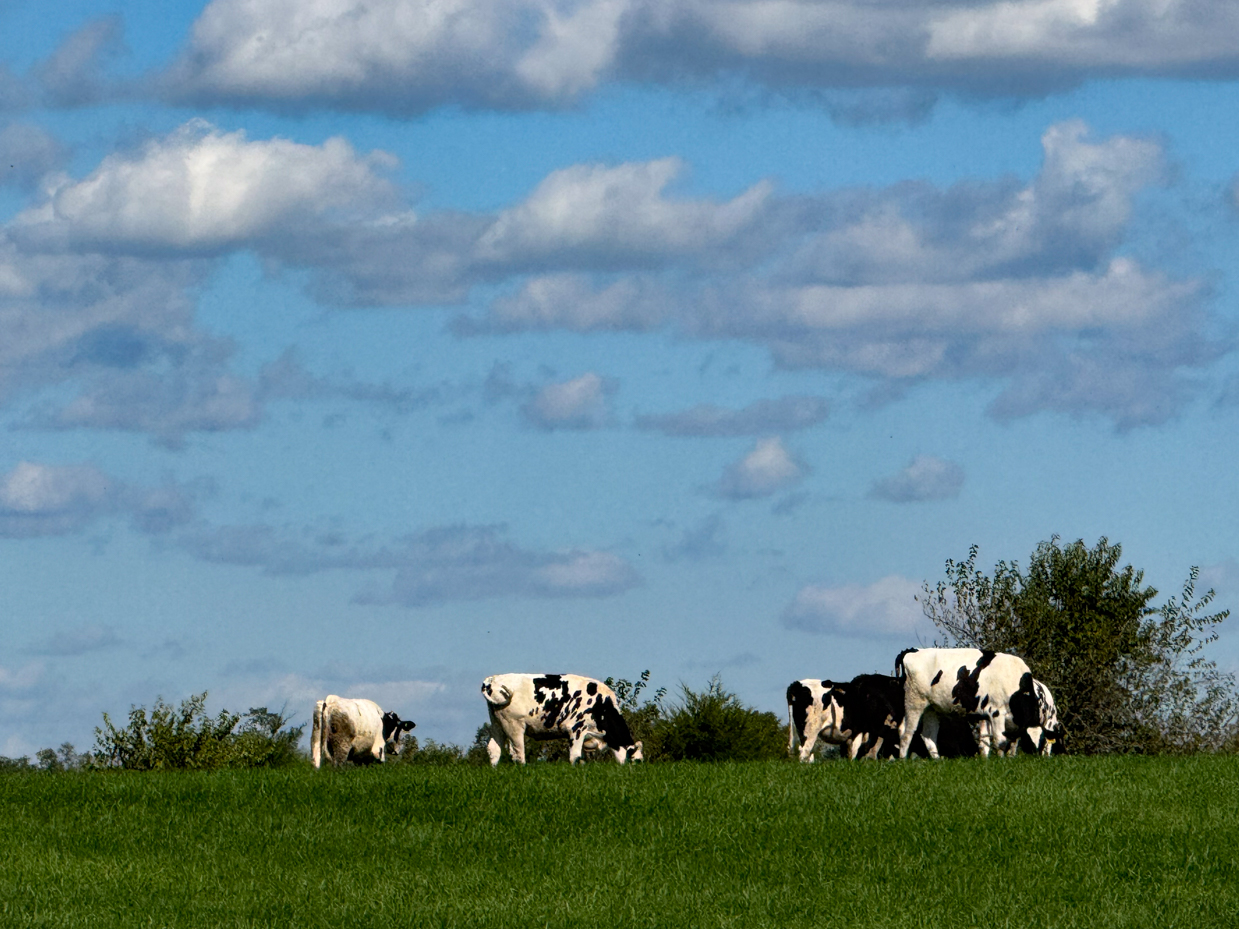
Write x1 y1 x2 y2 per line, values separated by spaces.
481 673 643 765
896 648 1047 759
311 695 416 768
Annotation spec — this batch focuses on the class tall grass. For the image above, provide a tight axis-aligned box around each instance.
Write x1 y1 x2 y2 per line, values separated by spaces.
1 756 1235 927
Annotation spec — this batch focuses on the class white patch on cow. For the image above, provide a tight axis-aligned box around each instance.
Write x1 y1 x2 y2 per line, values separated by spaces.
896 648 1043 759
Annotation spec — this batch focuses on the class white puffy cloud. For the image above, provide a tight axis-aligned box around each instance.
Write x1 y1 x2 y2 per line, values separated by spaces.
715 436 808 499
782 576 928 638
163 1 1239 116
521 372 615 430
468 274 668 334
869 456 965 503
17 120 399 254
476 159 773 269
0 461 195 537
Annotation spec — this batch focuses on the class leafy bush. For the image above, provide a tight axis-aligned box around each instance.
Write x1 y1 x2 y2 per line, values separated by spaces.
922 537 1238 754
92 693 305 770
650 676 786 762
394 735 470 765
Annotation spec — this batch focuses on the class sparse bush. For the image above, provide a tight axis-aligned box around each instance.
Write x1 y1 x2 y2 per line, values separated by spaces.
606 669 666 753
650 676 786 762
92 693 305 770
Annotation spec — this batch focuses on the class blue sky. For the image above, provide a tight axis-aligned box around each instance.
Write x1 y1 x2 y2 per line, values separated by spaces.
4 0 1239 755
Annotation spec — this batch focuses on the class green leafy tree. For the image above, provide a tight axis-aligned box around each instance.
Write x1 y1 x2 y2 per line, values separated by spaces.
922 537 1237 754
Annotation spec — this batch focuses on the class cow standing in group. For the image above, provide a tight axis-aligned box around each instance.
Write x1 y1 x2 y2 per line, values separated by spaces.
787 674 907 761
311 695 416 768
481 673 643 765
1011 676 1063 756
895 648 1048 758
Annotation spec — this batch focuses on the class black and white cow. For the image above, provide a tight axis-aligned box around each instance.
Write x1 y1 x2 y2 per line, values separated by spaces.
895 648 1046 758
481 673 643 765
1011 676 1063 756
787 674 907 761
311 695 416 768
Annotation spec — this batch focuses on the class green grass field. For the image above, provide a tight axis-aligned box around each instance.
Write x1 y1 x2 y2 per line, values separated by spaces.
1 756 1236 928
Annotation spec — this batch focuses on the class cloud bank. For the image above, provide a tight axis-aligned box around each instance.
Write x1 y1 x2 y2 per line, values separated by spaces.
160 0 1239 116
0 117 1223 437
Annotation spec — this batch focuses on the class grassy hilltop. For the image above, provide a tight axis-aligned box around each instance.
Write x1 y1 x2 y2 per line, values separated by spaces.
2 756 1236 928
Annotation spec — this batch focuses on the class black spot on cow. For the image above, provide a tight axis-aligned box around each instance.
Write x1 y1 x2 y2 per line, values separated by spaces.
533 675 572 727
930 670 943 686
786 681 814 743
590 696 636 751
1009 671 1041 742
587 681 598 696
950 651 997 713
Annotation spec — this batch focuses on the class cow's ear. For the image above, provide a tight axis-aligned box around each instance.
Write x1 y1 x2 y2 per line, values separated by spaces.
402 720 416 731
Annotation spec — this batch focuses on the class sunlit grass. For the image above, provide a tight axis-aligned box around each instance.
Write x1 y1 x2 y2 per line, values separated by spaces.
1 756 1235 927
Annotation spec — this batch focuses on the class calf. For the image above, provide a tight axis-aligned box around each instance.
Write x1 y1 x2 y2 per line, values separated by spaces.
481 673 643 765
786 674 906 762
311 695 415 768
895 648 1045 758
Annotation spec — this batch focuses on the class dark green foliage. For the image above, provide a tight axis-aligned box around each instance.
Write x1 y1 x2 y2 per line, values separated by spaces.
2 758 1237 927
2 744 90 773
393 735 470 765
923 537 1238 754
92 693 305 770
650 676 786 762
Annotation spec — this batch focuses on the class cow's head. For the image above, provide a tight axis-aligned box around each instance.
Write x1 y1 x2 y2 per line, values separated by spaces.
614 740 643 765
382 712 416 755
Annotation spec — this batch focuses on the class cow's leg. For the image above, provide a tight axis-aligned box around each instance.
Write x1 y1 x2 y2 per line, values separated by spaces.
798 722 821 763
918 711 941 760
899 692 929 758
329 730 350 767
493 716 527 764
568 734 588 764
974 714 994 757
847 732 869 760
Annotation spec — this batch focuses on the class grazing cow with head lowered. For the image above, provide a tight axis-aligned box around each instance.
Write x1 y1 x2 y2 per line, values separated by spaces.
481 673 643 765
1011 677 1063 755
895 648 1046 758
311 695 415 768
787 674 908 761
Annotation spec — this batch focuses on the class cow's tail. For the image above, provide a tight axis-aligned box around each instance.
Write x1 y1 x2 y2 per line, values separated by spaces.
311 699 326 769
482 679 513 707
786 698 797 755
894 647 918 682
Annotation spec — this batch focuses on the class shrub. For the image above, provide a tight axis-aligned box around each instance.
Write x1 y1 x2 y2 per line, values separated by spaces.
92 693 305 770
651 676 786 762
394 735 469 765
